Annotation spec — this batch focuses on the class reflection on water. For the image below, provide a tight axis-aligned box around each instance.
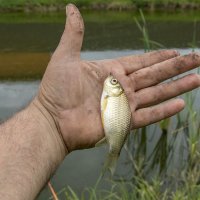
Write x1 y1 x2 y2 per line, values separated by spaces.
0 11 200 52
0 49 199 80
0 50 199 199
0 11 200 80
0 53 50 80
0 10 200 199
0 20 200 52
0 81 38 121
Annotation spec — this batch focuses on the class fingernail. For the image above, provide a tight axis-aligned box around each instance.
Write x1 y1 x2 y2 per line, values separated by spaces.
66 4 75 15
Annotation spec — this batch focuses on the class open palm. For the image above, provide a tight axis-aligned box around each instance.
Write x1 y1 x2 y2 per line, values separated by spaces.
37 4 200 152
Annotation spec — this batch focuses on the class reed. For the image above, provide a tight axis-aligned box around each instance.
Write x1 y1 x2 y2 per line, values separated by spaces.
60 10 200 200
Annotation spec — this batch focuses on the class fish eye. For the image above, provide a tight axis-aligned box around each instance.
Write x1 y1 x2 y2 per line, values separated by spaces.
110 78 118 85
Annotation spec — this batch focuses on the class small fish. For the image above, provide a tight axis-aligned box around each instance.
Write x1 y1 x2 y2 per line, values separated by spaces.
96 75 132 175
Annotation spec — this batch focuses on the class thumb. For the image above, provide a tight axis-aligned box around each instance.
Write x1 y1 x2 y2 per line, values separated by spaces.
53 4 84 60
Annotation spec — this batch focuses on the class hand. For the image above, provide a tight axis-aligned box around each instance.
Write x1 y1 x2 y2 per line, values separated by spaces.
36 4 200 153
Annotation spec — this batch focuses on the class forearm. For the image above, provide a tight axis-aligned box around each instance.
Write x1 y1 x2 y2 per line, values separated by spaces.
0 99 66 200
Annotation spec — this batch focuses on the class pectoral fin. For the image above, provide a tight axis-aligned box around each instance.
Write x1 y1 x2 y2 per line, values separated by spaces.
95 137 107 147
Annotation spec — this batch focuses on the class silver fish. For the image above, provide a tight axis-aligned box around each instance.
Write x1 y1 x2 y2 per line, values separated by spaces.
96 75 132 175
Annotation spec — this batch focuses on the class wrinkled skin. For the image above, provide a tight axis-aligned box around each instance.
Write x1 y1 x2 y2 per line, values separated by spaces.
37 4 200 152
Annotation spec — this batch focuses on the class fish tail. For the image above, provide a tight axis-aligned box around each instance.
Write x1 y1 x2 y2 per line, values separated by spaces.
103 153 119 176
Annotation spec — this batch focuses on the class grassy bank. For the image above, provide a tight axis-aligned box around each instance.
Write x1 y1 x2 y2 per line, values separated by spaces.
2 0 200 12
2 10 200 24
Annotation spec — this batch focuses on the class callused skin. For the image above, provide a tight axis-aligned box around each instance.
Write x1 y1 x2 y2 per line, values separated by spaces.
0 3 200 200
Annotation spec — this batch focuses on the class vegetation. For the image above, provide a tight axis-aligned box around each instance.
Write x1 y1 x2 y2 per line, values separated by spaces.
1 0 200 12
0 5 200 199
45 11 200 200
57 66 200 197
2 10 200 24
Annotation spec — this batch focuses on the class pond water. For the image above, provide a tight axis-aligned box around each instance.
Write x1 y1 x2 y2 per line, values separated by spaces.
0 10 200 200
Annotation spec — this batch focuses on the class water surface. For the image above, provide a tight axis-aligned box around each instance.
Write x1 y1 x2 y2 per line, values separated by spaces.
0 11 200 199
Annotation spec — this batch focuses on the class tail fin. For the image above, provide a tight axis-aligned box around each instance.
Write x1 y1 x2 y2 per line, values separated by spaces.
103 154 119 176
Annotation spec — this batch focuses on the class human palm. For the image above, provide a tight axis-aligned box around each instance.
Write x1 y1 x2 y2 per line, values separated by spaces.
37 4 200 152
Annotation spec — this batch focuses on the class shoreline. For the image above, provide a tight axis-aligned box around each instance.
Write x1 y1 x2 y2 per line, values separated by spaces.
1 2 200 13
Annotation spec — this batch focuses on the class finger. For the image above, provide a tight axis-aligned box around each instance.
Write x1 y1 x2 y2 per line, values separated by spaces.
136 74 200 109
132 52 200 91
132 99 185 129
111 63 137 112
53 4 84 59
117 50 179 74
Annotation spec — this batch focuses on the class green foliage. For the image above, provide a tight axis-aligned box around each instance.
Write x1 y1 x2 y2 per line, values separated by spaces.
135 10 165 52
65 186 80 200
2 0 200 11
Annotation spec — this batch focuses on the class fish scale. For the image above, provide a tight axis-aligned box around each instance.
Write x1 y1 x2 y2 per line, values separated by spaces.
104 94 131 153
96 75 132 175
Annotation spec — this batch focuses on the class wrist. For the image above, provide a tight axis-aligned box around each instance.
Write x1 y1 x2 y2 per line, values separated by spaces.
31 97 67 164
0 98 66 200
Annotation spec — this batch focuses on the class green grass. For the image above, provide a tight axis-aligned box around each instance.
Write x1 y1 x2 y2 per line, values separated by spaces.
1 10 200 24
56 77 200 200
53 170 200 199
1 0 200 11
